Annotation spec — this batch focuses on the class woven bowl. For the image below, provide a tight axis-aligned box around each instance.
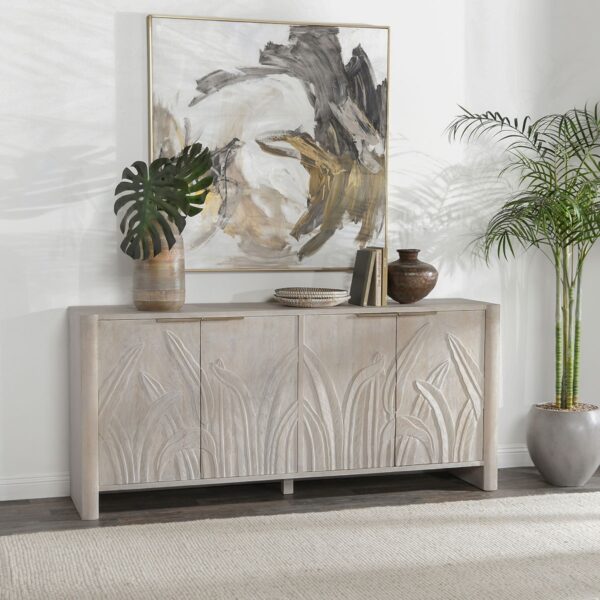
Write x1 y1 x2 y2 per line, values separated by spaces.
274 295 350 308
274 287 349 299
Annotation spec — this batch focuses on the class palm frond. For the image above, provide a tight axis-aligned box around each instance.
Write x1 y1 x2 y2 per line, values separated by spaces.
451 104 600 265
446 107 554 157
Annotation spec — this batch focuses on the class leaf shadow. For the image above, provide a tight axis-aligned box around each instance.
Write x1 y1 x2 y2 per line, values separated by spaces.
387 134 514 275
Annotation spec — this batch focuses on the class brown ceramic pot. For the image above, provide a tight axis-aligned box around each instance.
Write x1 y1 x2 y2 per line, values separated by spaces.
133 233 185 312
387 249 438 304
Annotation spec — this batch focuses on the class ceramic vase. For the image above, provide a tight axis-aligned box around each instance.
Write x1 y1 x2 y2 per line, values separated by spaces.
387 249 438 304
133 234 185 312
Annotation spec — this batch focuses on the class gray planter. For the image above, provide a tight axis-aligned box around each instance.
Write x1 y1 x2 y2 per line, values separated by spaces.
527 404 600 487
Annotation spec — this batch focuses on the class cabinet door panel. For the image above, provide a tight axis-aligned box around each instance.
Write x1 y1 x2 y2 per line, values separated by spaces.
98 320 201 486
300 314 397 472
395 311 485 467
200 316 298 478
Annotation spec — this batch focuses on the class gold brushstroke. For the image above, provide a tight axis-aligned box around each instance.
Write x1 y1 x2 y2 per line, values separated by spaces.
223 192 292 252
258 132 385 259
201 190 222 219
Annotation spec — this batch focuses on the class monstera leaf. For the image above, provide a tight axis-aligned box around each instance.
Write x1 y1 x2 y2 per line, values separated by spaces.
114 159 186 260
114 143 213 260
173 143 213 217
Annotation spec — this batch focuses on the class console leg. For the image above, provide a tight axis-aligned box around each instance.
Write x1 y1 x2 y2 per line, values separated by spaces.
452 465 498 491
281 479 294 495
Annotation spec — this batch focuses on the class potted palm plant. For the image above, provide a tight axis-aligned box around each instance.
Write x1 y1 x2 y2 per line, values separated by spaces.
114 143 213 311
448 104 600 486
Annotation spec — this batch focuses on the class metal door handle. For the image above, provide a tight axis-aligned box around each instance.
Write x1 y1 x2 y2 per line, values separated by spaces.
200 316 245 322
155 317 202 323
155 316 245 323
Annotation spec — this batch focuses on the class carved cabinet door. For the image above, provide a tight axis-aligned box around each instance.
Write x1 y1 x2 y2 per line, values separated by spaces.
98 320 201 486
199 316 298 479
300 314 397 472
395 311 485 467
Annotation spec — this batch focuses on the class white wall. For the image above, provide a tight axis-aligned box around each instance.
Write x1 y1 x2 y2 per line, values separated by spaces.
1 0 599 499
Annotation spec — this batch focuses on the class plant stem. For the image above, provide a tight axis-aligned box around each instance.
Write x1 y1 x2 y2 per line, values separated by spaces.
561 247 571 409
567 282 575 409
572 258 583 406
555 256 563 408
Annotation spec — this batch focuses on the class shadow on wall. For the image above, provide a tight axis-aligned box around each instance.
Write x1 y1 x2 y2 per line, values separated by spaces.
0 145 113 220
387 133 513 276
0 308 69 477
387 129 555 431
0 142 131 314
0 142 131 476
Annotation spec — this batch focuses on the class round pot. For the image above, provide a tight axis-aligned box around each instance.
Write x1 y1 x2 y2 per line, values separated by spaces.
526 404 600 487
133 234 185 312
387 249 438 304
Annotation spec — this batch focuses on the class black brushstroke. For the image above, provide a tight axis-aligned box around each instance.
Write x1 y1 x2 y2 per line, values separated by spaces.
189 67 287 106
345 44 387 138
209 138 243 221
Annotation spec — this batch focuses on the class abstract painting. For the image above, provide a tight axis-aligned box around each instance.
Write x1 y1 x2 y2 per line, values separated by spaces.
148 16 389 270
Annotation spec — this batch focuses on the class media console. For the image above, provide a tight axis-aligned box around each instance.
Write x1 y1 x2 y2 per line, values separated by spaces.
69 299 499 520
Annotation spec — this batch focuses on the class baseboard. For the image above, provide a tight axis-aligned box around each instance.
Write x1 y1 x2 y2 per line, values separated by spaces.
0 447 532 501
0 472 70 501
497 444 533 469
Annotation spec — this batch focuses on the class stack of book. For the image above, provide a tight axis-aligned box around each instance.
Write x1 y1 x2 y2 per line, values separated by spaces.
349 247 388 307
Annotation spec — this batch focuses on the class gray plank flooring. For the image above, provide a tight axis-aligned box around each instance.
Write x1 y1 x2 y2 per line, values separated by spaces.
1 467 599 537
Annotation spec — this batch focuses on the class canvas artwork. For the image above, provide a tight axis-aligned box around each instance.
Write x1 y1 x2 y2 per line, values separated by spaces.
148 16 389 270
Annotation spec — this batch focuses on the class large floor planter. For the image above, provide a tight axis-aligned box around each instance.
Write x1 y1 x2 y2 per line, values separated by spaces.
527 404 600 487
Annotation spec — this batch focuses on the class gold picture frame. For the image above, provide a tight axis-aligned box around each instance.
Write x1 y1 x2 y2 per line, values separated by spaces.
147 14 390 272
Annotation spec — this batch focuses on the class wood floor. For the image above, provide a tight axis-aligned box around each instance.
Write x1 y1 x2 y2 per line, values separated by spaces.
2 467 600 537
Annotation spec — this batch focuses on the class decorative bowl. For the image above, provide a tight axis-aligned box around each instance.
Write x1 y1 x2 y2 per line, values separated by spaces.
274 287 349 299
273 294 350 308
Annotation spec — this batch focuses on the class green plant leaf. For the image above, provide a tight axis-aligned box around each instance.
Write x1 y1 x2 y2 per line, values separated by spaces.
450 103 600 409
113 143 213 260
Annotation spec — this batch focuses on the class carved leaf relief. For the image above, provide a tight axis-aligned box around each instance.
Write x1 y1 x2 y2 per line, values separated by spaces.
396 321 484 466
98 328 201 486
200 348 297 479
301 345 396 472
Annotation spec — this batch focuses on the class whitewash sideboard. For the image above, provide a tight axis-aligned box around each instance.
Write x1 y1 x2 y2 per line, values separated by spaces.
69 299 500 520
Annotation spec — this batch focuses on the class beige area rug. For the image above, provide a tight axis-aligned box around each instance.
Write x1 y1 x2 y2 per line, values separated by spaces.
2 493 600 600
